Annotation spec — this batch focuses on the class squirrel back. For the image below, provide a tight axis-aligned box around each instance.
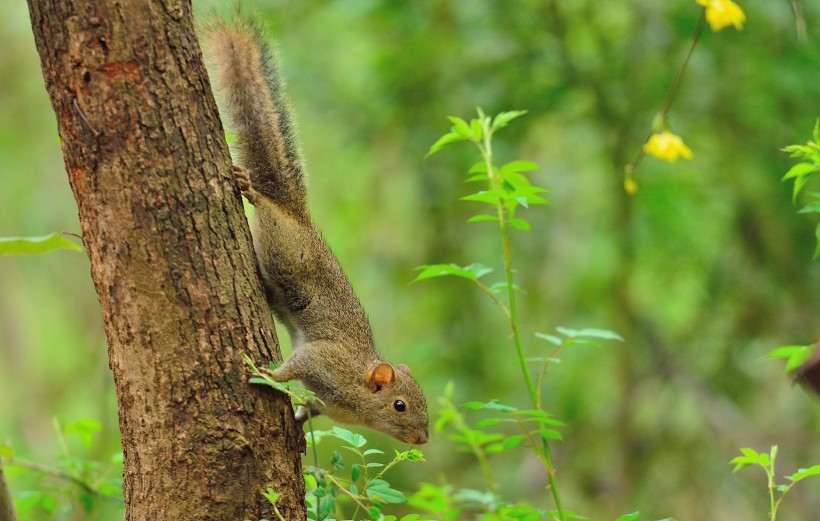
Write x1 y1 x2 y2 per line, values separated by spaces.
204 19 428 445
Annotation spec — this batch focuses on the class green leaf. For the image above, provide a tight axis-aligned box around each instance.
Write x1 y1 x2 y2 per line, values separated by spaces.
503 172 532 189
351 463 361 482
412 263 492 283
367 479 408 504
461 399 517 413
616 513 640 521
448 116 473 139
767 344 814 372
262 488 281 505
509 218 531 231
427 132 466 157
731 448 762 472
514 410 564 426
473 418 504 428
467 214 499 223
0 234 83 255
790 465 820 482
501 160 539 174
403 449 426 462
492 110 528 131
318 494 335 520
64 418 102 448
535 332 563 346
363 448 385 456
797 201 820 214
493 435 525 452
576 328 625 342
537 428 563 441
782 161 817 181
556 326 579 337
792 172 811 202
461 190 505 205
331 426 367 448
470 118 483 141
468 162 488 174
43 493 60 513
488 282 524 294
814 223 820 259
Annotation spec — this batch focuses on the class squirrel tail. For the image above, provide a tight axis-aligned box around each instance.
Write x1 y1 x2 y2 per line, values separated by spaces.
204 19 307 219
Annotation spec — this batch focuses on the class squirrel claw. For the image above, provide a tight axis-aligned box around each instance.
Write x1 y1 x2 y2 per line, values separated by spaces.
231 164 261 205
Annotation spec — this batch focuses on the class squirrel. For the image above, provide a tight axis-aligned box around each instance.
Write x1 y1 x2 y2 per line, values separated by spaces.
204 19 429 445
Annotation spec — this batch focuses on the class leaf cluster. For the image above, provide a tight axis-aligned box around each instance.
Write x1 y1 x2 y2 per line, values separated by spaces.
303 426 425 521
781 118 820 258
1 418 123 517
730 445 820 521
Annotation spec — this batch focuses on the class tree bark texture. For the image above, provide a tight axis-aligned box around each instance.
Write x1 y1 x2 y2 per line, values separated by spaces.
26 0 306 519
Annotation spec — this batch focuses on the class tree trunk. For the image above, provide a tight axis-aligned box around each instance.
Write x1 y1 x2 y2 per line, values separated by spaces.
25 0 306 519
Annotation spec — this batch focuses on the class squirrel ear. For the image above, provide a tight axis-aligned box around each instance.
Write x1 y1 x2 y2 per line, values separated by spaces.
368 363 396 392
396 364 411 376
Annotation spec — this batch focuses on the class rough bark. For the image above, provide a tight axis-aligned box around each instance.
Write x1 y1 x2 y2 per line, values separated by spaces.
25 0 306 519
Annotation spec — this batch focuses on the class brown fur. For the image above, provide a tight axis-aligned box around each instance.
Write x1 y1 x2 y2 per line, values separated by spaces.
204 19 428 444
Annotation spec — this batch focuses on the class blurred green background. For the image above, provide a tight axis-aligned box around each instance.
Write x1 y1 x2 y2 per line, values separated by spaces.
1 0 818 519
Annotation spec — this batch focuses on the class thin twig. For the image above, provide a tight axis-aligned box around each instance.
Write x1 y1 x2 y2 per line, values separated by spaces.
3 458 122 504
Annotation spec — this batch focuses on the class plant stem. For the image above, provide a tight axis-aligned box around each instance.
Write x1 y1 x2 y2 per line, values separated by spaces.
306 412 321 521
478 123 565 521
766 466 777 521
625 11 705 173
479 132 536 404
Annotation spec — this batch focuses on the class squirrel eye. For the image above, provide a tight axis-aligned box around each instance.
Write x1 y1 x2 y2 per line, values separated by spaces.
393 400 406 412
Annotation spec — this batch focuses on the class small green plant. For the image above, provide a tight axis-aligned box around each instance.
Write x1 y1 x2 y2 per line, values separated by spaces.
730 446 820 521
303 427 425 521
419 110 642 521
0 417 123 517
256 488 286 521
781 117 820 259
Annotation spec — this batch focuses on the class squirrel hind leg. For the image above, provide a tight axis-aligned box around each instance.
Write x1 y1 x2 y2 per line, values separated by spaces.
231 165 262 205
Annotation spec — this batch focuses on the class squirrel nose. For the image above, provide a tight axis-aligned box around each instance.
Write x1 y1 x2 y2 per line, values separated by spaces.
415 431 429 444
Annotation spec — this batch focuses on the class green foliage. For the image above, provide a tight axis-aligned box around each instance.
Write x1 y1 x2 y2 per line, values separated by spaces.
767 344 816 373
0 233 83 255
781 118 820 258
730 446 820 521
303 427 425 521
256 488 286 521
419 110 635 521
0 418 123 517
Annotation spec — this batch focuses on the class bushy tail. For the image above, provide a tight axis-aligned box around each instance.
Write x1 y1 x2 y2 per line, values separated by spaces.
204 19 307 219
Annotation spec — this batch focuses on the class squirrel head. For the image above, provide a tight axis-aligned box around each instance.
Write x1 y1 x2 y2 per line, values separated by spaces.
355 362 428 445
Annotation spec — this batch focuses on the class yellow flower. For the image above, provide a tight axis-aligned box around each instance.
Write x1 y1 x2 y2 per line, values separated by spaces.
624 177 638 195
696 0 746 32
643 130 693 163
